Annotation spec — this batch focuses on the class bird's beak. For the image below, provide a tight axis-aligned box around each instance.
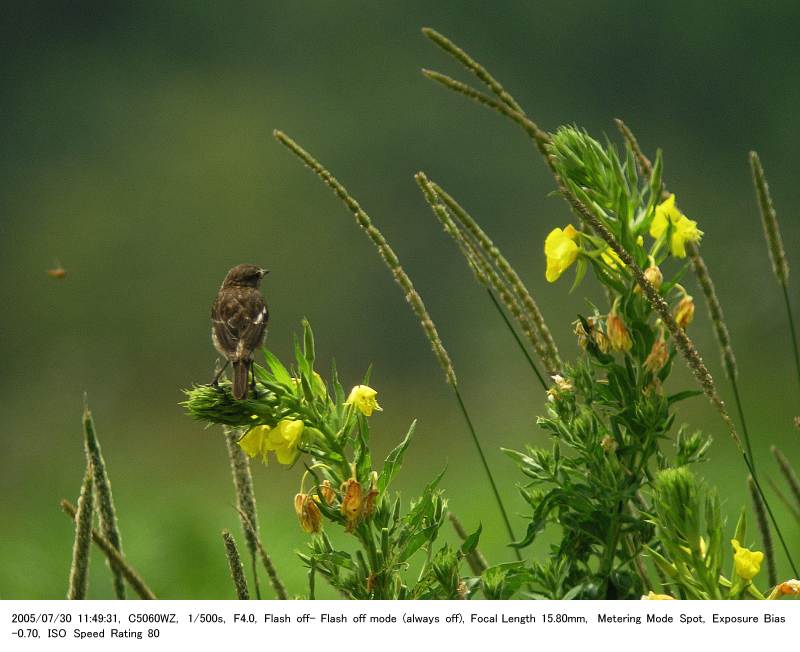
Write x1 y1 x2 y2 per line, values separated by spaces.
259 268 270 278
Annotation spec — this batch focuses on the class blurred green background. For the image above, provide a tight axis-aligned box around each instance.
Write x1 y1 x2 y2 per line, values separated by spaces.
1 1 798 599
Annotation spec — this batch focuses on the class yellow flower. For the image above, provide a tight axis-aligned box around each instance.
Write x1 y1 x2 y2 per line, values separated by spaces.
674 296 695 330
606 313 633 352
238 419 304 465
238 425 270 461
294 493 322 534
650 194 703 258
641 591 675 600
731 539 764 581
545 224 579 282
345 385 382 416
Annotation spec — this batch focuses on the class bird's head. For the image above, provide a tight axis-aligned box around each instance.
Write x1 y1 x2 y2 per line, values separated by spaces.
222 263 269 288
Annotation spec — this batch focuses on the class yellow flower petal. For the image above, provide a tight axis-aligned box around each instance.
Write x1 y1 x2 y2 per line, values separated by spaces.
345 385 382 416
641 591 675 600
238 426 268 459
651 194 702 258
732 539 764 581
544 225 580 282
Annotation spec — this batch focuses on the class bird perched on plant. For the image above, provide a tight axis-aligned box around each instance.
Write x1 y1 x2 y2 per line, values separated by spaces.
211 264 269 399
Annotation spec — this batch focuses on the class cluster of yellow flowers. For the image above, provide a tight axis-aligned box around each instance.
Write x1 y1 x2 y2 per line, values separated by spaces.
544 194 702 283
237 384 382 467
238 419 304 465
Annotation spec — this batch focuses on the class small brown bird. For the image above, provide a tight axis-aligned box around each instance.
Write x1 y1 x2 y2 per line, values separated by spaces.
211 264 269 399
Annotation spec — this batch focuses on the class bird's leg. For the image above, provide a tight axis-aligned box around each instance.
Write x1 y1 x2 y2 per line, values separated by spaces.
210 359 230 387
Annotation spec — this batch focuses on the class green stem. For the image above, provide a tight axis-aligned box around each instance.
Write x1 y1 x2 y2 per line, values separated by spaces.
781 282 800 394
486 289 548 390
729 376 757 481
452 386 522 561
599 501 623 598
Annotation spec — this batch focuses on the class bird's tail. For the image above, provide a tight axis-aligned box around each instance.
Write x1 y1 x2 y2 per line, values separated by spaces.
232 361 250 400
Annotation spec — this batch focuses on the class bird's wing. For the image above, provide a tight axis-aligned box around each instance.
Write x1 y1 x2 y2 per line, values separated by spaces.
212 289 267 359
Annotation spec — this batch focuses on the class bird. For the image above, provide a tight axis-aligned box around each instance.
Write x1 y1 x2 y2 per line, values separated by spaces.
211 264 269 399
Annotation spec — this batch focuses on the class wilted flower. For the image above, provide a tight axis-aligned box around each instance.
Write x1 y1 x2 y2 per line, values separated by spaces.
600 435 617 454
545 224 579 282
340 476 364 531
573 319 591 349
606 313 633 352
731 539 764 581
674 295 695 329
641 591 675 600
319 479 336 505
778 579 800 595
294 493 322 534
644 336 669 374
650 194 703 258
345 385 382 416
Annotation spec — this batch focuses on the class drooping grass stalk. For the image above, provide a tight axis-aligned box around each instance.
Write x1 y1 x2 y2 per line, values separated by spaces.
749 476 777 586
415 172 547 388
83 404 125 599
274 130 520 556
422 27 524 114
224 427 261 599
61 500 156 599
772 446 800 511
235 505 288 599
222 530 250 600
615 119 757 478
750 151 800 394
422 30 799 576
67 469 93 600
448 513 488 575
428 181 560 373
766 477 800 524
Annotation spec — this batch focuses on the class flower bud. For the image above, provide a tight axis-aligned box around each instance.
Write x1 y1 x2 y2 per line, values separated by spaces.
674 295 695 329
294 493 322 534
644 265 663 290
644 337 669 374
606 314 633 352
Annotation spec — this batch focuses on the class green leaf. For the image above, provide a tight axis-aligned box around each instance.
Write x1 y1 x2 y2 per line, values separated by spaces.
378 420 416 494
667 390 703 405
302 318 315 366
399 523 439 563
261 349 293 386
460 523 482 555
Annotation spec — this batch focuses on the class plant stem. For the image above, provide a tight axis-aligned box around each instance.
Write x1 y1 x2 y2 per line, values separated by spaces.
222 530 250 600
781 282 800 393
486 289 548 390
743 456 798 576
452 386 521 561
67 470 94 600
224 428 262 599
730 376 757 481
